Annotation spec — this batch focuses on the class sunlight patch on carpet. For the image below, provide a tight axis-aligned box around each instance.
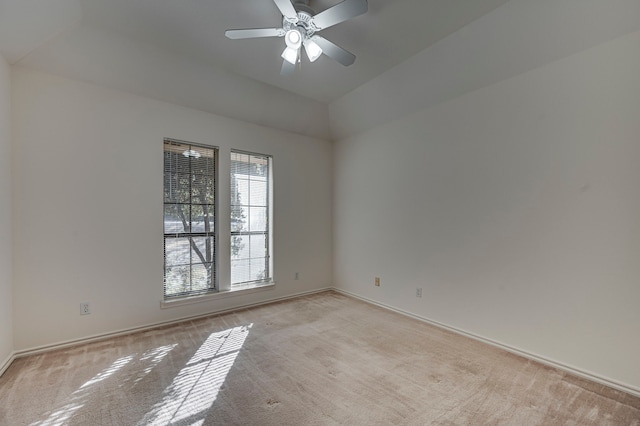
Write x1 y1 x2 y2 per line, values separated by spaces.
139 324 252 425
132 344 178 384
79 355 134 389
30 344 177 426
32 355 134 425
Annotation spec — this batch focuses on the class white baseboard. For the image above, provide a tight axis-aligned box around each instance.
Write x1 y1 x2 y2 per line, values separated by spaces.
332 287 640 399
12 287 333 360
0 352 16 377
8 285 638 400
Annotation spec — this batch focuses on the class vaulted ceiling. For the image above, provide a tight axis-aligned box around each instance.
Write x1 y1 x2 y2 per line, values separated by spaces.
2 1 639 140
0 0 509 138
1 0 510 101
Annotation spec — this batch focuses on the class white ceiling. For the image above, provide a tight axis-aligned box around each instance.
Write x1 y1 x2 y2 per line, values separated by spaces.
6 0 636 141
1 0 510 104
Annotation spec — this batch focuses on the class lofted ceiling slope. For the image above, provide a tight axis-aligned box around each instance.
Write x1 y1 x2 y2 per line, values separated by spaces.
0 0 510 139
74 0 511 103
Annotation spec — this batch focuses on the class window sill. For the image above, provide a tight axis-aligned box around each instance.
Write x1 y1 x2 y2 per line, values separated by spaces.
160 281 275 309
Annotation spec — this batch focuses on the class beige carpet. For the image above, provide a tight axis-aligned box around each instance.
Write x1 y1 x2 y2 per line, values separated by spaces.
1 291 639 425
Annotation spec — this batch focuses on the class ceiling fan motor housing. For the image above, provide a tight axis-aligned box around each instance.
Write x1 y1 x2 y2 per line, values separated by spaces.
283 10 317 39
294 0 315 15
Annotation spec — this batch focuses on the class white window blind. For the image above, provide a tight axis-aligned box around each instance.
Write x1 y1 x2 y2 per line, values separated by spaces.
230 151 272 286
164 139 217 298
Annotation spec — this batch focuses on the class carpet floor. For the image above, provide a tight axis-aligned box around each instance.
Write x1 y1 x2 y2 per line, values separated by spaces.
1 291 639 425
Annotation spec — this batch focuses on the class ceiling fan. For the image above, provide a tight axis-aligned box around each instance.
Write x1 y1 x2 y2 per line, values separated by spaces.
225 0 368 75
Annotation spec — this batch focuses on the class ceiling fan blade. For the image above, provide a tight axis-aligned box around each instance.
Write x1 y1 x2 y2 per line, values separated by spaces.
281 59 296 75
312 0 368 30
225 28 284 39
273 0 298 20
312 36 356 66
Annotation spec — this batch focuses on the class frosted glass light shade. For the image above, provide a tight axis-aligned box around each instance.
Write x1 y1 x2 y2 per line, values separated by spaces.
281 46 299 64
303 39 322 62
285 29 302 49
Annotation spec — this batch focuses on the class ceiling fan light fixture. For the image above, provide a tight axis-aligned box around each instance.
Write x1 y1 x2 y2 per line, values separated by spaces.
284 29 302 49
281 46 299 64
303 38 323 62
225 0 368 73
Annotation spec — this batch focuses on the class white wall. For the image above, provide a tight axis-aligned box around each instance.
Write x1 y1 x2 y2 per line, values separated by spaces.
333 30 640 393
11 67 333 351
0 54 13 367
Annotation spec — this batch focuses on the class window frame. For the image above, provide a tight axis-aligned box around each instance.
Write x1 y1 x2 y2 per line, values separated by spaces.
230 149 274 289
163 138 219 300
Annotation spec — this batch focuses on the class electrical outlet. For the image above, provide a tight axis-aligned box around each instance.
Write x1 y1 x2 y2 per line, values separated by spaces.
416 287 422 298
375 277 380 287
80 302 91 315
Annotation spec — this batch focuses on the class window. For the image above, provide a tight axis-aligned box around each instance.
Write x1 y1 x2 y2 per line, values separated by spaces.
164 140 217 298
230 151 272 287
